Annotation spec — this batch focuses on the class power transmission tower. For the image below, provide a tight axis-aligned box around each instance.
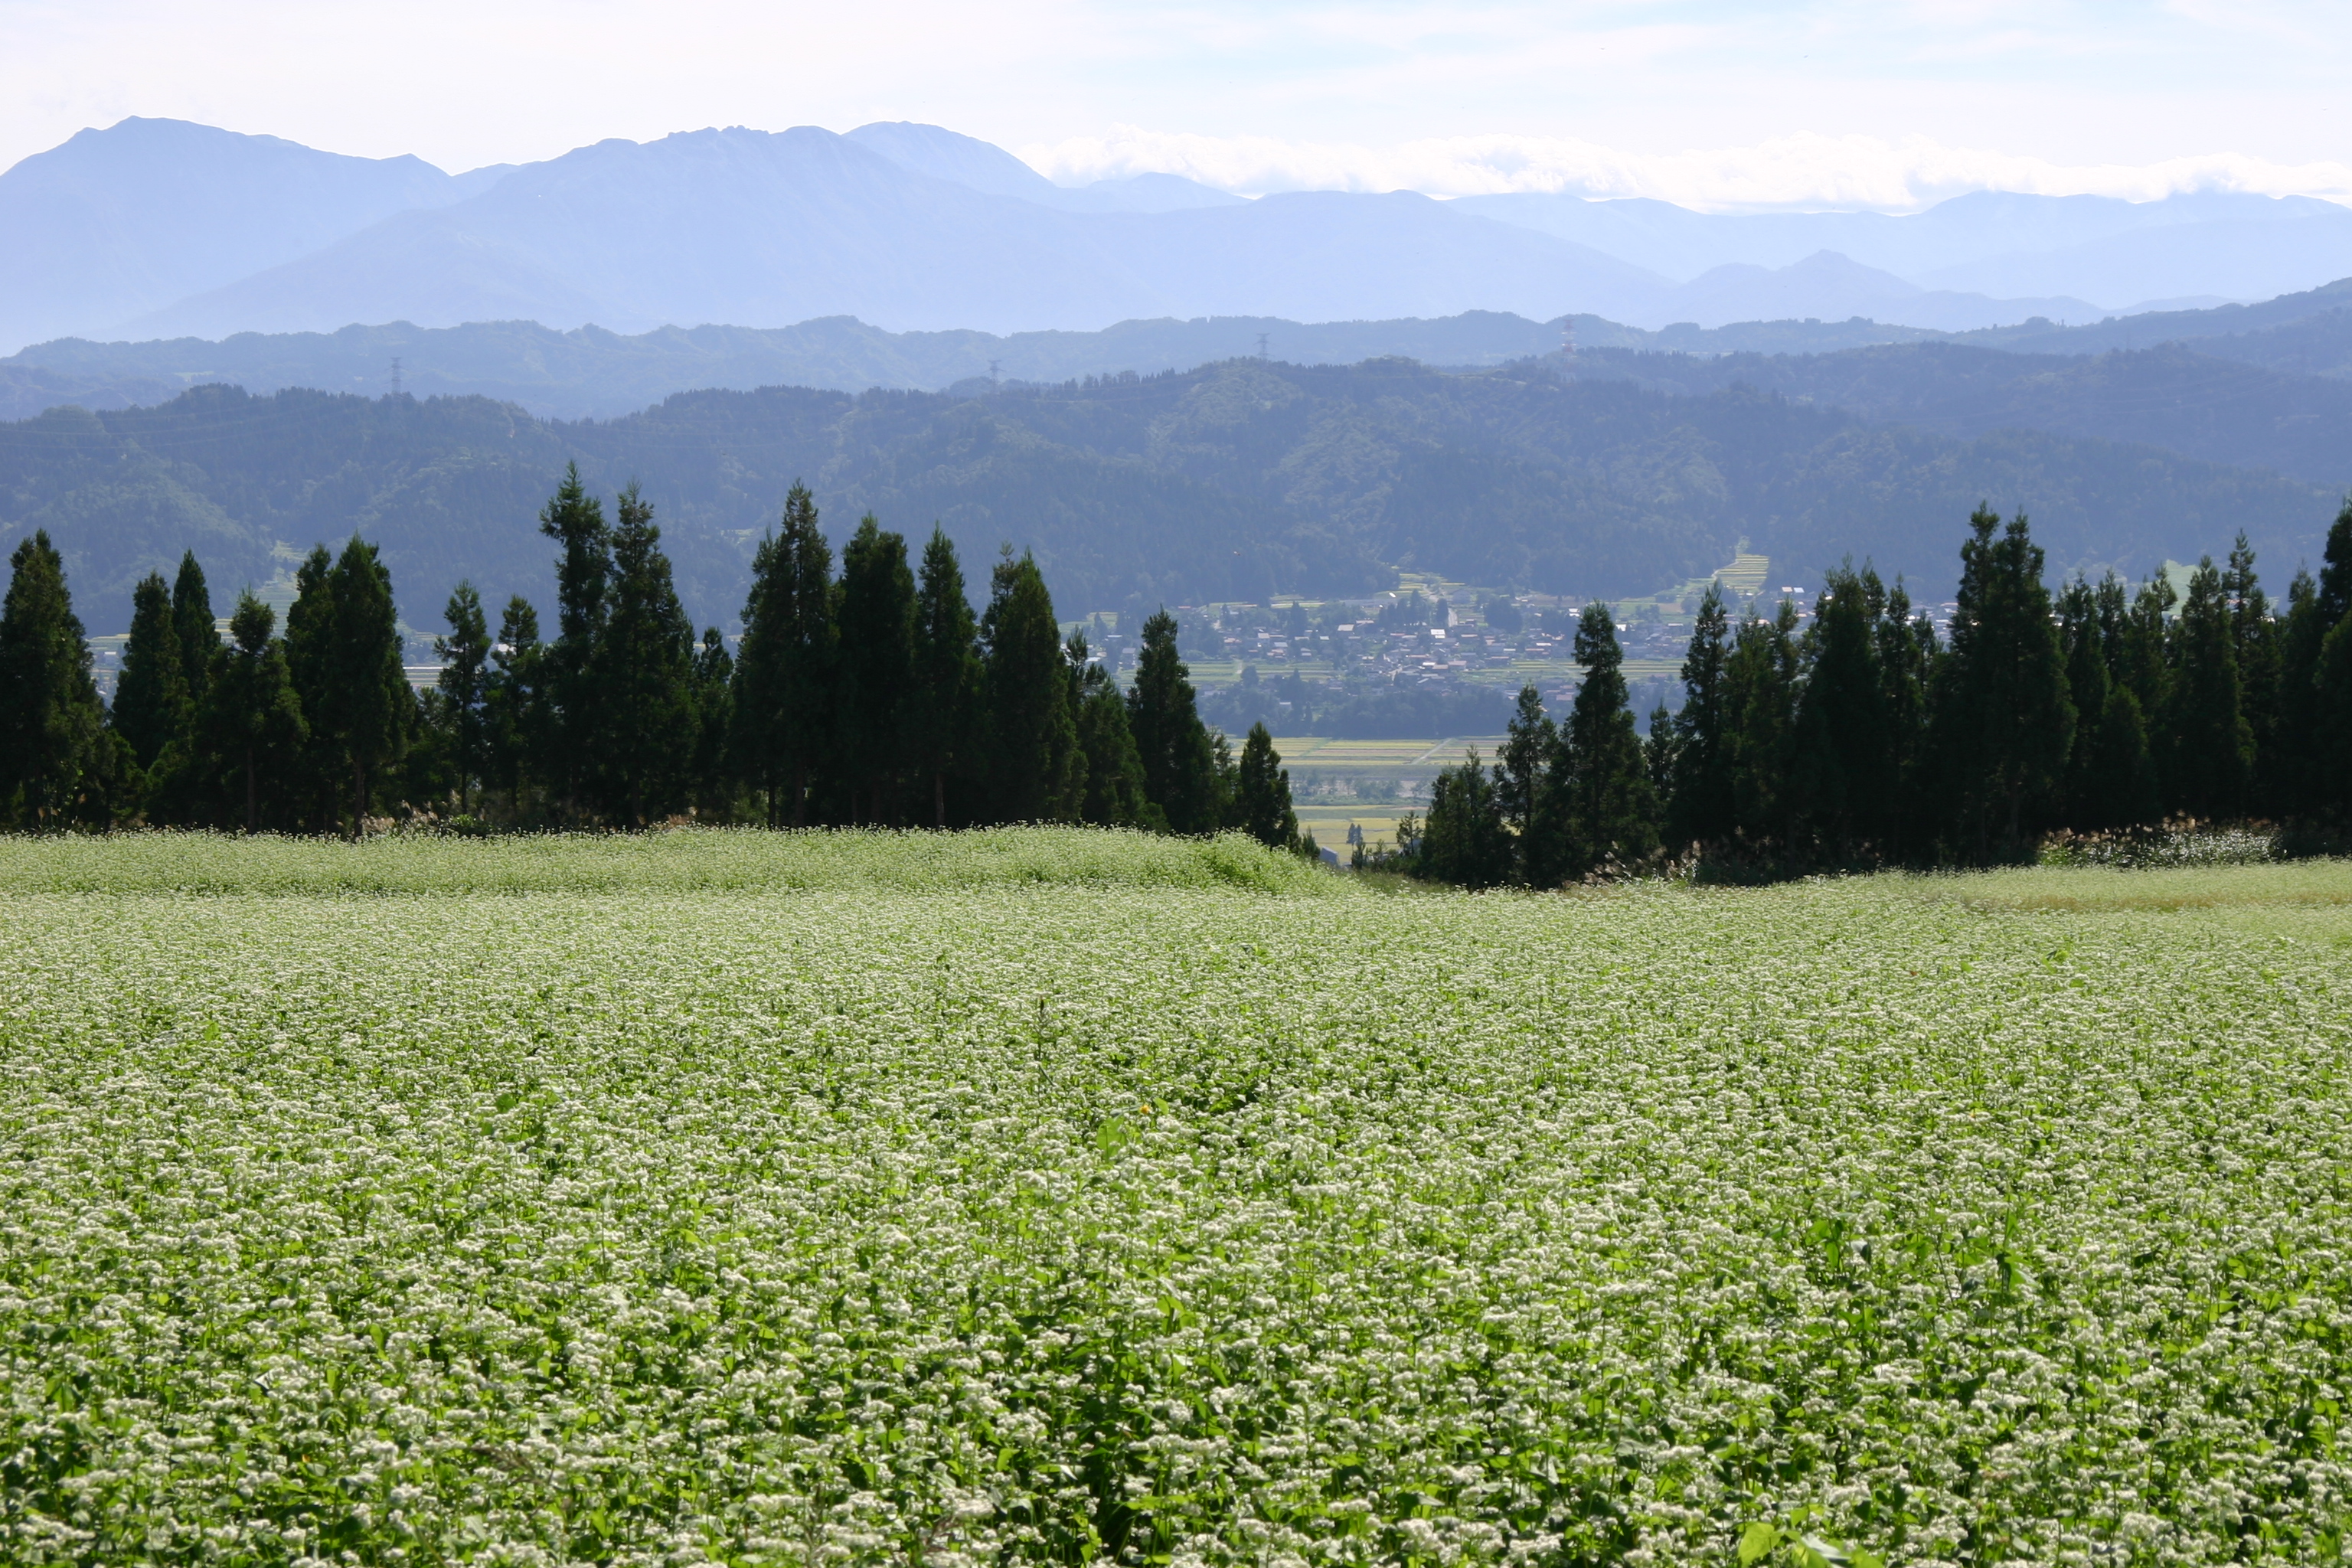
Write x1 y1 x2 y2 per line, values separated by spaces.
1559 318 1576 377
390 357 403 395
1255 332 1269 360
988 358 1001 387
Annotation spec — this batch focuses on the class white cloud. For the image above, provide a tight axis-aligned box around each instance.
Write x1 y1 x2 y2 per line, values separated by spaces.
1024 126 2352 211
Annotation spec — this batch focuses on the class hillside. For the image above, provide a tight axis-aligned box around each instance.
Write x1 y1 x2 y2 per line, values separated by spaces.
1587 341 2352 488
5 358 2328 638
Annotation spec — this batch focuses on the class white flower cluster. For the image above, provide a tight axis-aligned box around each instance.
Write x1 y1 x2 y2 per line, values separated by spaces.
1 840 2347 1564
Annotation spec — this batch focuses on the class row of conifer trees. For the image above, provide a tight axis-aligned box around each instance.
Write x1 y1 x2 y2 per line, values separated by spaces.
1402 502 2352 884
0 466 1312 849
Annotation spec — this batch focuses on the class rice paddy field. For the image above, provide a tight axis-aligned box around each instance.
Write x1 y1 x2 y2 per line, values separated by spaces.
5 831 2352 1566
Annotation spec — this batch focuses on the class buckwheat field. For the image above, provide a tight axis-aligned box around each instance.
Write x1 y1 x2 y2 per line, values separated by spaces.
5 831 2350 1566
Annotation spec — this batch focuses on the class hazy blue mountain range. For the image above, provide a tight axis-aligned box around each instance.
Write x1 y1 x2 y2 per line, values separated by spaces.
6 359 2327 639
8 116 2352 356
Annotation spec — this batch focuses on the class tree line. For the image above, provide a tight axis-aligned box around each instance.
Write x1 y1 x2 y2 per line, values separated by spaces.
1400 502 2352 884
0 466 1315 854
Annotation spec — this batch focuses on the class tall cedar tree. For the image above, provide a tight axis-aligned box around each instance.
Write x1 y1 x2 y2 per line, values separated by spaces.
730 482 835 826
2223 534 2284 813
113 570 191 772
836 516 918 823
0 531 113 827
1873 577 1938 858
537 463 612 817
1552 603 1660 875
2116 573 2176 807
2311 501 2352 822
1498 684 1557 884
319 535 409 830
1792 566 1891 860
198 591 306 832
283 545 338 828
2057 577 2158 828
487 596 544 815
171 550 215 709
981 549 1080 822
435 583 492 814
1666 583 1734 850
1415 750 1511 888
690 627 734 821
598 484 697 827
1723 602 1801 849
1233 721 1304 852
2164 557 2253 819
1127 609 1223 832
1068 635 1155 827
912 527 981 827
1934 508 2074 861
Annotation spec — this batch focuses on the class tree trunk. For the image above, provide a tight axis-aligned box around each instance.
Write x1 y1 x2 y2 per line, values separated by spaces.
934 770 946 829
791 765 807 829
244 745 257 835
352 758 368 838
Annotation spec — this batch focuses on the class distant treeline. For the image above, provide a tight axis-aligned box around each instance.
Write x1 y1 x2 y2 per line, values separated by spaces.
0 465 1315 854
1396 501 2352 884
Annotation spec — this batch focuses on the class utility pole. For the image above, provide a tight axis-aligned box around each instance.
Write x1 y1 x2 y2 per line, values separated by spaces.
390 357 403 395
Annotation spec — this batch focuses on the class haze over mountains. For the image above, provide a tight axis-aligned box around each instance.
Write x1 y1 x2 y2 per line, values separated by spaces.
7 117 2352 358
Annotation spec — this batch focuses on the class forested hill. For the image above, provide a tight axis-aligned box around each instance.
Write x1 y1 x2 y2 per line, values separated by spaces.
3 357 2328 635
1585 341 2352 489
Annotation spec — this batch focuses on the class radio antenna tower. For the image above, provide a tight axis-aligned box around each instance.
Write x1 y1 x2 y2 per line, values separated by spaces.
390 356 403 395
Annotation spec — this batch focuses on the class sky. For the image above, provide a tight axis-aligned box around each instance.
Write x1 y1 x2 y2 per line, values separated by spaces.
3 0 2349 210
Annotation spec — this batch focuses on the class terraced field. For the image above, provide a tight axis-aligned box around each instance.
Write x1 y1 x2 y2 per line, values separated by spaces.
3 832 2349 1564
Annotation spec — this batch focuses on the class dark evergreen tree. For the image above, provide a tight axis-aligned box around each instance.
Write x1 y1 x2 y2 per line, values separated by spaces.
434 581 492 814
597 483 697 827
1552 603 1660 875
1069 636 1154 828
537 462 613 816
981 548 1080 822
197 591 307 833
2116 570 2176 787
2163 557 2252 820
2305 500 2352 823
113 570 191 773
730 482 835 826
690 627 734 821
1932 508 2074 861
1413 750 1511 888
1498 683 1557 884
836 515 917 823
0 531 115 828
1233 721 1304 852
2057 576 2159 829
318 535 409 830
2270 569 2324 817
171 550 216 710
486 596 544 816
912 526 982 828
2222 533 2283 813
1791 565 1890 860
1873 577 1939 859
1666 583 1734 851
1723 602 1801 850
1127 609 1223 833
283 544 341 830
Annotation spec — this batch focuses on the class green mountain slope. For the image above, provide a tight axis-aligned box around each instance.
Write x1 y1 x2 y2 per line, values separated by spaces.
3 359 2328 636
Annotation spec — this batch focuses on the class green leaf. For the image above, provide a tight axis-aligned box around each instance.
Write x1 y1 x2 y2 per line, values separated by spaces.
1738 1522 1779 1564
